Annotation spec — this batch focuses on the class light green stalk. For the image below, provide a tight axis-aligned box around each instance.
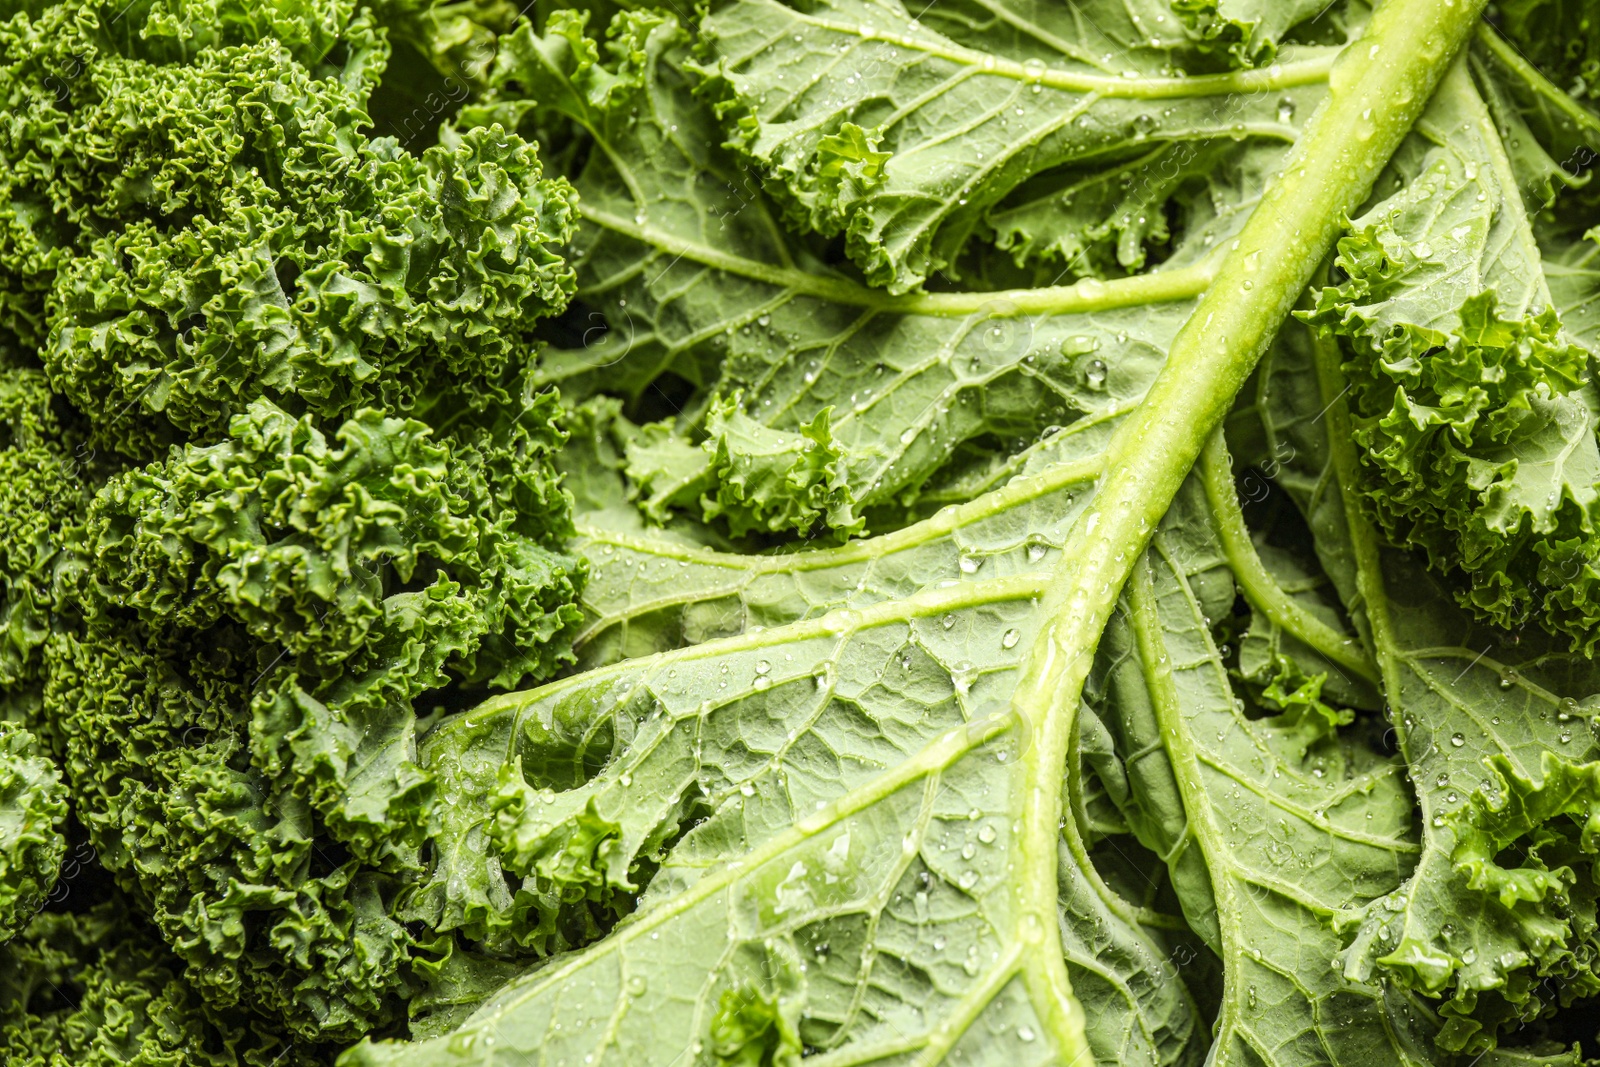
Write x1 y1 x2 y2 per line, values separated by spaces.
1006 0 1493 1059
1200 428 1380 683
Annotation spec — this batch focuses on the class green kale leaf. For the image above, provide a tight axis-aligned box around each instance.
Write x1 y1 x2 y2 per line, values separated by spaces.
0 721 65 941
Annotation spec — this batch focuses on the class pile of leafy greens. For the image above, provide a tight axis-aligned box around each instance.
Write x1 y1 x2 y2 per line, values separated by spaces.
1 0 1599 1063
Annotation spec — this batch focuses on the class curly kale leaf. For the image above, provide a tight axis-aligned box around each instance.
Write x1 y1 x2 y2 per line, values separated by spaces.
0 448 83 697
76 393 581 697
0 897 332 1066
0 0 575 458
1169 0 1334 67
486 11 1251 542
1261 295 1600 1053
0 368 91 718
0 722 65 942
345 502 1203 1067
1305 65 1600 651
696 0 1331 291
624 396 863 540
33 387 583 1039
1096 484 1434 1067
0 0 590 1044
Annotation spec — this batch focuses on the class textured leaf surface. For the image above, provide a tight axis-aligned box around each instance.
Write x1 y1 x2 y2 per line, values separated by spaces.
572 452 1098 670
354 553 1203 1066
1258 301 1600 1055
699 0 1332 291
0 0 574 458
6 0 1585 1064
479 11 1255 538
1305 65 1600 650
0 721 64 940
0 0 591 1043
1108 484 1433 1066
0 896 329 1066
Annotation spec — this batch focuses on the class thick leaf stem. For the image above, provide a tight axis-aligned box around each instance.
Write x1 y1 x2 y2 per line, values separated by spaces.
1474 23 1600 140
577 204 1218 317
573 454 1103 648
756 7 1339 99
1309 332 1407 701
1004 0 1492 1059
1199 428 1380 683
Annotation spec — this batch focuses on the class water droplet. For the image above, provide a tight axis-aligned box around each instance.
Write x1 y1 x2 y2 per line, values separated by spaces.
958 554 982 574
1450 733 1466 747
1027 542 1047 562
978 825 996 844
1001 628 1020 649
1018 1026 1037 1042
1081 358 1108 391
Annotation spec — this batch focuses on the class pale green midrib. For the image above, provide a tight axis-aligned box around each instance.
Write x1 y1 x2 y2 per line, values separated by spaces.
577 203 1217 316
1126 554 1248 1028
910 947 1025 1067
1059 703 1209 1043
574 451 1100 580
1475 23 1600 138
1126 545 1422 1057
1199 430 1380 683
1309 324 1423 816
737 4 1338 99
1306 340 1519 1016
462 573 1049 727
